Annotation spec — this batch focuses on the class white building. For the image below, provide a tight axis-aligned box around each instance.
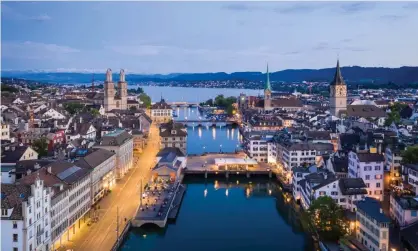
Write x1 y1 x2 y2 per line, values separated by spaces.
94 129 133 179
1 122 10 140
244 134 271 163
159 121 187 155
348 151 385 201
1 145 39 184
41 108 66 120
150 99 172 123
405 164 418 195
355 198 390 251
1 178 52 251
75 149 116 204
390 194 418 227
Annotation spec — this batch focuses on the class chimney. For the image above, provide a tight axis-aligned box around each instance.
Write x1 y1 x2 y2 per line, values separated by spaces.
80 117 82 124
379 208 383 214
378 144 382 154
47 166 52 174
74 122 77 132
59 184 64 191
54 120 58 128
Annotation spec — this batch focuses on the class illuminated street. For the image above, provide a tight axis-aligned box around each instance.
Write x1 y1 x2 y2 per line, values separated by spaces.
57 125 160 251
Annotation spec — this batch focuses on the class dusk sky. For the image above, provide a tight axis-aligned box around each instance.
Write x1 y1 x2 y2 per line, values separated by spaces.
1 1 418 74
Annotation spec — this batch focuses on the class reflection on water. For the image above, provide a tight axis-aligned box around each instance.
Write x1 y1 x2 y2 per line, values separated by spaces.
187 126 240 154
120 177 314 251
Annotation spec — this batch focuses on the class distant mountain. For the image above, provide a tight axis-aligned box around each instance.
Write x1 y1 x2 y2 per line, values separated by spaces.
2 66 417 85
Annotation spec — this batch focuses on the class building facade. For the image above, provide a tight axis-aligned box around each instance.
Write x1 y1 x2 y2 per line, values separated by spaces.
104 69 128 112
329 60 347 117
159 121 187 154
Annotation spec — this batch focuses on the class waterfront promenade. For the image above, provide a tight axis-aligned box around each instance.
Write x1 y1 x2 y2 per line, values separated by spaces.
56 125 160 251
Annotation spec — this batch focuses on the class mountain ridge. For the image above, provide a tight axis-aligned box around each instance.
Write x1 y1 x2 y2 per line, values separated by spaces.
2 66 417 85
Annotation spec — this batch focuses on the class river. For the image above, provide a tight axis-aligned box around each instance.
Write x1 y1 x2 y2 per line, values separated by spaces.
119 177 313 251
130 85 261 103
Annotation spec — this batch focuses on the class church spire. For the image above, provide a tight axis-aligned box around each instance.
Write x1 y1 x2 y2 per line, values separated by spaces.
330 60 345 86
265 63 272 91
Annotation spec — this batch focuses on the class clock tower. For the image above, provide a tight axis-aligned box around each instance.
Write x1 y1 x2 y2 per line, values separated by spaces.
329 60 347 117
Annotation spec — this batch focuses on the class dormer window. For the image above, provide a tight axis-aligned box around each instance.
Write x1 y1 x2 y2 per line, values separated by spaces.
1 208 8 216
171 130 177 135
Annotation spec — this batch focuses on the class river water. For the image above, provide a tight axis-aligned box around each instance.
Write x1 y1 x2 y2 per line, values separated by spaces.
131 85 261 103
119 177 313 251
118 89 312 250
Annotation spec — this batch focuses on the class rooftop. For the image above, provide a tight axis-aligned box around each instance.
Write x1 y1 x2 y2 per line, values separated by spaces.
355 197 391 223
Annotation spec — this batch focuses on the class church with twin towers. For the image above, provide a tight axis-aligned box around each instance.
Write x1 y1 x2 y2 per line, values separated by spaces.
104 68 128 112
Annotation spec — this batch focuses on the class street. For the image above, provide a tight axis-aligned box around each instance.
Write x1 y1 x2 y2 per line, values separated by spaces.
56 125 160 251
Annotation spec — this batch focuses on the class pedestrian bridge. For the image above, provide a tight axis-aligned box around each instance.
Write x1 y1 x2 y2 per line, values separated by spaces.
168 102 199 107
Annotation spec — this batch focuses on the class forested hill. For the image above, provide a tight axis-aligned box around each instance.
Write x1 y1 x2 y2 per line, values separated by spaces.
2 66 417 85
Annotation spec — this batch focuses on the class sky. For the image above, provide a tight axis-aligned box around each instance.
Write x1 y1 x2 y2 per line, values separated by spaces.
1 1 418 74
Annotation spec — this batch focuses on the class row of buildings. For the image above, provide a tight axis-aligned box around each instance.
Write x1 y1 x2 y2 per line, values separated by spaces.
238 61 418 251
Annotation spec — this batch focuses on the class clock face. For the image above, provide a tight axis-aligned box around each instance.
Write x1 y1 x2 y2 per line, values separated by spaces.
337 86 347 96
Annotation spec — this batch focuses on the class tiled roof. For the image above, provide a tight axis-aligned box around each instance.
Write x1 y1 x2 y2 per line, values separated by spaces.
75 149 115 169
1 145 31 164
346 105 387 118
339 178 367 195
1 183 31 220
356 153 384 163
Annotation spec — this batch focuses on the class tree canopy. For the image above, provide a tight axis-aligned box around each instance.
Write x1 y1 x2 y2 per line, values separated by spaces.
32 137 48 157
402 145 418 165
385 102 408 126
64 102 85 115
308 196 348 241
130 87 145 94
138 93 151 108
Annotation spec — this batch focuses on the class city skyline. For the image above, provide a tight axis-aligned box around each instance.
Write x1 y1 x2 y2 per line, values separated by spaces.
2 1 418 74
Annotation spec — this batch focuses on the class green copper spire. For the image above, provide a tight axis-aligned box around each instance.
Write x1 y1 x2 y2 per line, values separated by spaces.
265 63 272 91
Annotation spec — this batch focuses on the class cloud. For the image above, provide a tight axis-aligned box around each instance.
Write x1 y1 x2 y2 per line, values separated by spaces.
275 3 325 14
312 42 330 51
30 14 51 22
1 4 51 21
340 2 376 14
380 14 406 21
222 3 252 11
2 41 80 60
105 45 166 56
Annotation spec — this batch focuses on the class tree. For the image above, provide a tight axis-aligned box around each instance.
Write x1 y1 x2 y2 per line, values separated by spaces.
401 145 418 165
32 138 48 157
384 102 407 126
64 102 84 115
90 108 100 117
138 93 151 108
308 196 347 241
129 106 137 111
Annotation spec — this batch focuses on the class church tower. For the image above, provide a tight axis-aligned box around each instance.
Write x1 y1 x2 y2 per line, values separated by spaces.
329 60 347 117
264 64 272 110
118 69 128 110
104 68 115 112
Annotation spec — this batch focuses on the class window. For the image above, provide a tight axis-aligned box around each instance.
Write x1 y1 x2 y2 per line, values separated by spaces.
375 166 381 171
340 198 346 203
1 209 7 216
13 248 18 251
13 234 18 242
411 211 417 217
376 183 381 188
365 175 370 180
13 221 17 229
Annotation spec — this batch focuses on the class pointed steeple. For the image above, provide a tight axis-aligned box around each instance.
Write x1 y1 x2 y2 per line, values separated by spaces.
265 63 272 91
330 60 345 86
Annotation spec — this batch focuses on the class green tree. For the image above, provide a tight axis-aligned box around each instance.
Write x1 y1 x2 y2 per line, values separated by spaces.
1 84 19 93
64 102 85 115
384 102 407 126
226 105 234 116
308 196 347 241
138 93 151 108
90 108 100 117
32 137 48 157
401 145 418 165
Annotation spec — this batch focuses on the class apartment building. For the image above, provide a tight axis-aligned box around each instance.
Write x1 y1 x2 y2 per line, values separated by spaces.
159 121 187 154
94 129 133 179
1 178 52 251
348 151 385 201
150 99 172 123
355 198 390 251
1 122 10 140
390 194 418 227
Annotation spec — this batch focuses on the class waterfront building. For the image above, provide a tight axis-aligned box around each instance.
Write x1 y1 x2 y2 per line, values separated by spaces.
348 151 385 201
150 98 172 123
159 121 187 155
390 194 418 227
292 165 318 202
75 149 116 204
93 129 133 179
355 198 390 251
153 148 186 182
274 142 334 184
132 129 146 157
243 132 273 163
329 60 347 117
299 171 338 210
1 179 52 251
104 69 128 112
